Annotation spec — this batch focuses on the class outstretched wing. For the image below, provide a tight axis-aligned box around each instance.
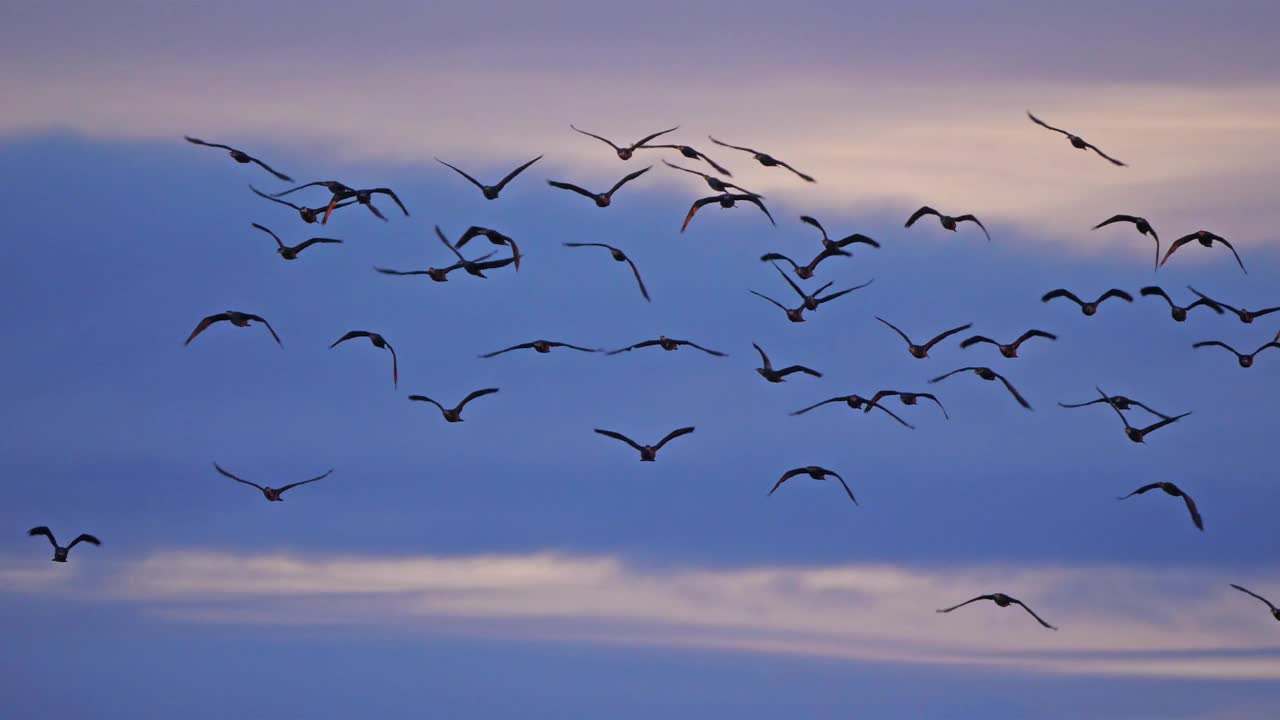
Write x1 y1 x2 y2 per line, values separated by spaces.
681 196 720 233
594 429 644 452
213 462 266 492
834 474 858 505
954 215 991 242
456 388 500 410
243 313 283 347
479 342 536 358
494 155 544 191
928 368 974 384
569 125 623 151
1230 584 1278 611
1118 482 1164 500
768 468 807 495
184 313 228 345
799 215 828 239
252 222 286 248
936 595 995 613
622 256 650 302
277 469 334 494
759 253 799 270
1215 237 1248 274
249 156 294 182
992 371 1033 409
921 323 974 352
653 426 696 450
751 342 772 370
905 206 940 227
707 135 758 154
1041 289 1083 305
789 397 844 416
741 195 776 225
1180 491 1204 531
294 237 344 251
27 526 58 549
631 126 680 149
1011 599 1059 630
330 330 372 348
67 534 101 550
547 179 598 199
1014 329 1058 347
1026 111 1070 136
918 394 950 419
875 316 914 347
774 159 816 183
1160 233 1198 267
960 335 998 349
606 166 652 197
436 158 486 191
662 159 710 180
1098 289 1134 304
1092 214 1141 230
679 340 728 357
1084 142 1127 167
185 135 234 151
408 395 447 412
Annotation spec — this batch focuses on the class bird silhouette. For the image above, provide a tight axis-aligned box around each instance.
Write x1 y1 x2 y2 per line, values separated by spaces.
214 463 332 502
753 343 822 383
769 466 856 504
548 166 652 207
682 193 775 232
905 206 990 242
570 125 679 160
708 135 815 182
1027 111 1127 166
27 526 100 563
593 427 695 461
1138 286 1223 322
408 388 500 423
1161 231 1246 274
563 242 649 301
1229 584 1280 622
1118 482 1204 531
185 136 293 181
959 330 1057 358
330 331 398 387
251 223 343 260
929 367 1032 409
1092 215 1160 270
936 593 1057 630
435 155 542 199
185 311 281 347
1041 288 1133 316
876 317 973 359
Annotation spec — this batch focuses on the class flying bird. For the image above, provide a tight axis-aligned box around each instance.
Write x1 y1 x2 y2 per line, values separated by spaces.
708 135 815 182
753 343 822 383
322 186 409 224
455 226 523 271
213 462 332 502
374 253 495 283
1192 340 1280 368
1041 288 1133 316
593 427 695 462
250 185 353 224
929 367 1032 410
800 216 881 253
641 143 731 175
865 390 949 420
905 206 990 242
606 336 726 357
790 395 915 429
185 311 281 347
959 330 1057 358
479 340 599 358
1097 387 1190 442
408 388 500 423
27 526 100 563
1229 584 1280 622
1092 215 1160 270
876 317 973 359
1026 111 1127 166
760 249 851 280
1058 392 1171 420
570 124 679 160
1161 231 1247 274
681 194 775 232
562 242 649 301
750 290 808 323
548 166 652 207
268 179 354 199
435 155 542 200
936 593 1057 630
185 136 293 182
1118 482 1204 531
769 466 856 504
662 160 761 196
1139 286 1224 322
1187 287 1279 324
767 261 872 312
251 223 342 260
330 331 398 387
435 226 515 278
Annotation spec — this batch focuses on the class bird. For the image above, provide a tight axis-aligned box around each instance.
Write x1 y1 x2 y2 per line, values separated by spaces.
593 427 695 461
267 179 354 199
250 223 343 260
789 395 915 429
184 136 293 181
562 242 649 301
799 216 881 253
769 466 856 504
662 160 761 196
1092 215 1160 270
330 331 398 387
753 343 822 383
1160 231 1246 273
904 206 990 242
250 185 353 224
876 317 973 359
408 388 500 423
936 593 1057 630
547 166 652 207
606 336 727 357
479 340 599 358
185 311 281 347
374 253 496 283
640 143 731 175
435 155 542 200
322 187 409 224
1058 392 1171 420
959 330 1057 358
1026 111 1127 166
213 462 332 502
681 193 775 232
929 367 1032 410
1118 482 1204 531
760 249 851 280
1138 286 1224 322
1186 287 1279 324
27 526 100 563
435 226 515 278
454 226 523 271
769 263 873 313
1229 584 1280 622
1041 288 1133 316
1097 387 1190 443
1192 340 1280 368
708 135 815 182
570 125 679 160
865 390 950 420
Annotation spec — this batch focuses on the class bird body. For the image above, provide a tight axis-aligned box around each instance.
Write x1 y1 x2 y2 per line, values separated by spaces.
1027 112 1127 166
936 593 1057 630
409 388 500 423
708 136 815 182
185 310 281 347
27 526 100 562
960 330 1057 358
548 166 652 207
769 466 856 503
905 206 990 241
1041 288 1132 316
214 463 331 502
877 317 972 359
1161 231 1246 273
606 336 726 356
594 427 695 461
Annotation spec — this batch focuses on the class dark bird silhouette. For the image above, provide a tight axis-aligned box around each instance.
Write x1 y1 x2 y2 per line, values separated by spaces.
27 526 100 563
251 223 342 260
790 395 915 429
455 226 523 271
760 249 851 280
800 216 881 253
1187 287 1278 324
330 331 398 387
708 135 815 182
753 343 821 383
408 388 500 423
1092 215 1160 270
1192 340 1280 368
270 179 354 198
213 462 332 503
185 136 293 181
682 193 775 232
641 143 731 175
929 367 1032 410
1118 482 1203 531
435 226 516 278
1097 387 1190 442
606 336 727 357
562 242 649 301
251 185 353 224
570 125 679 160
1041 288 1133 316
1058 392 1171 420
936 593 1057 630
959 330 1057 358
1161 231 1246 274
1229 584 1280 622
185 311 281 347
769 261 873 312
374 253 495 283
1027 111 1127 166
865 390 949 420
548 166 652 207
479 340 599 358
1139 286 1223 322
435 155 542 200
593 427 695 461
750 290 809 323
322 187 409 224
905 206 990 242
662 160 761 196
876 317 972 359
769 466 856 503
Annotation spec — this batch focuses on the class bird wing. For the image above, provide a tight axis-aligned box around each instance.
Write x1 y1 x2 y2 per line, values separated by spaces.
834 474 858 505
1084 142 1127 167
265 181 331 199
1249 307 1280 319
374 267 431 276
547 180 598 199
1058 398 1106 409
814 283 866 306
494 155 543 191
875 316 914 347
606 166 652 196
294 237 344 251
833 233 881 249
928 368 974 384
604 339 658 355
407 395 447 412
456 388 500 410
922 323 974 352
359 201 388 222
480 343 536 358
707 135 757 154
250 185 303 210
67 534 101 549
1186 286 1238 314
569 125 622 151
1214 236 1248 274
904 206 940 227
184 313 228 345
993 372 1033 409
385 342 398 387
252 222 286 248
1192 340 1240 357
936 595 995 613
774 160 816 183
1139 286 1173 306
244 314 283 347
789 397 844 416
954 215 991 242
623 256 650 302
1118 482 1165 499
1011 599 1059 630
563 242 614 250
740 195 776 225
691 149 733 176
249 156 294 182
918 394 950 420
779 365 822 378
435 158 486 190
1126 400 1173 420
1180 491 1204 531
594 429 644 451
631 126 680 149
1160 234 1198 266
1138 412 1192 436
185 136 234 151
329 330 370 348
680 340 728 357
769 468 806 495
1230 584 1278 611
960 335 998 349
799 215 828 239
751 290 790 313
1098 289 1134 304
1092 214 1141 230
213 462 266 491
1041 289 1083 305
682 196 720 232
1026 111 1070 136
434 225 466 261
277 469 334 494
752 342 772 370
866 390 899 409
27 526 57 548
771 261 808 300
653 426 696 450
547 342 599 353
662 159 710 179
1014 329 1058 347
759 253 799 270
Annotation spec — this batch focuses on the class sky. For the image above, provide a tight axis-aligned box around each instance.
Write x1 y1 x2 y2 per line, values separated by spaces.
2 2 1279 718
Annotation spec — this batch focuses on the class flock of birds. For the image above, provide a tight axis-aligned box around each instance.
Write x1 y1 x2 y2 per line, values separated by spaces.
25 112 1280 634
